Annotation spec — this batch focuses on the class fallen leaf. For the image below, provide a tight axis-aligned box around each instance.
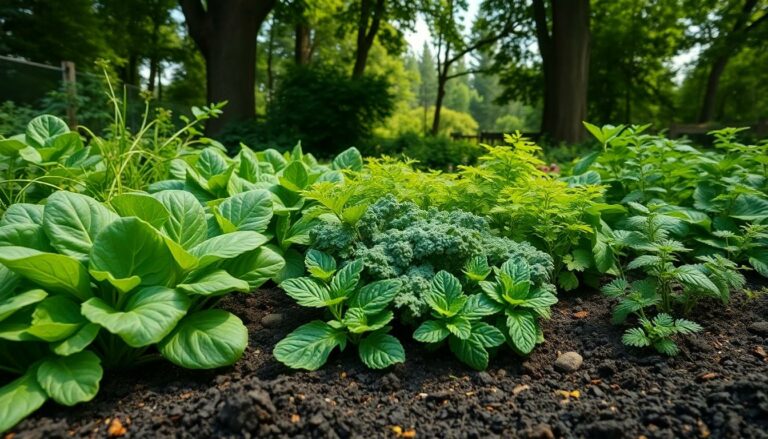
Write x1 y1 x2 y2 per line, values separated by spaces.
590 379 602 385
4 433 15 439
512 384 530 395
179 392 193 400
752 346 767 359
390 425 403 436
573 310 589 319
402 429 417 438
697 419 711 438
417 392 428 399
557 390 580 399
291 414 301 423
697 372 718 382
107 418 126 438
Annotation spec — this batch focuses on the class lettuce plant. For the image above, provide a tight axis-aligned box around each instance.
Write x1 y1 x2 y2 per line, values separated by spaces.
477 258 558 355
413 270 505 370
274 251 405 370
0 189 284 431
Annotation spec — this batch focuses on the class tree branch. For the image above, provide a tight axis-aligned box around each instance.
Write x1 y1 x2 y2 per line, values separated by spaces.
445 67 496 80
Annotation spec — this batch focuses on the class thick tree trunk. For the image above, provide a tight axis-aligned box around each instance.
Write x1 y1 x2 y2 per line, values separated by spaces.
698 56 730 123
294 23 311 65
532 0 554 136
547 0 590 144
179 0 275 135
352 0 385 78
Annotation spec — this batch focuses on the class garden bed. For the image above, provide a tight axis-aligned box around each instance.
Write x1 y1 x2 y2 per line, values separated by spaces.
15 280 768 439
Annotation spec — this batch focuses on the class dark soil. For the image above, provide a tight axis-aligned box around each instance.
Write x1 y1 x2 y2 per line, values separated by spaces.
11 281 768 439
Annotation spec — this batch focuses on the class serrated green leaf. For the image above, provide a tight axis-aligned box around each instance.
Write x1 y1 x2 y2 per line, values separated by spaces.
305 249 336 281
349 279 400 314
505 309 538 354
413 320 450 343
445 315 472 340
280 277 332 307
217 190 273 233
273 320 345 370
449 335 489 370
470 322 505 348
358 332 405 369
330 259 363 297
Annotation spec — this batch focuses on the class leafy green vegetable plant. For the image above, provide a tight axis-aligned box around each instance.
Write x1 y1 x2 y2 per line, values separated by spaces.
413 270 505 370
621 313 702 356
274 251 405 370
0 189 284 431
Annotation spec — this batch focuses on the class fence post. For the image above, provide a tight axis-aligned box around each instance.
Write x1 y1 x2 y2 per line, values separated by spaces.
61 61 77 129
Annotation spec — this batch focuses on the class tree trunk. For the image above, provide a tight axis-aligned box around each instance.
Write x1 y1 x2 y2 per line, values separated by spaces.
352 0 385 78
267 17 276 108
548 0 590 144
295 23 311 65
148 57 159 93
532 0 554 136
431 74 447 136
179 0 276 135
698 55 730 123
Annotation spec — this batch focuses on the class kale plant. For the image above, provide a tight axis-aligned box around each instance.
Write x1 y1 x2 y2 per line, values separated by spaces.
310 195 554 318
274 251 405 370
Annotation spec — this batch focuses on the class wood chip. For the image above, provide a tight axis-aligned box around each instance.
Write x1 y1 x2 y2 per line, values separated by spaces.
107 418 126 438
573 310 589 319
179 392 193 400
390 426 403 436
402 429 417 438
291 414 301 423
753 346 767 359
697 372 718 382
512 384 530 395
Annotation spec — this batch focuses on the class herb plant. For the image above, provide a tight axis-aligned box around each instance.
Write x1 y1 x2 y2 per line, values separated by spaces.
274 251 405 370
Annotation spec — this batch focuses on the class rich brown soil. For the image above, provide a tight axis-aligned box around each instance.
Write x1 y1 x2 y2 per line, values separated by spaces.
10 279 768 439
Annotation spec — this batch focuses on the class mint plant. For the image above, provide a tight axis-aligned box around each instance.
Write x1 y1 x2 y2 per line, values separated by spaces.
413 271 505 370
274 251 405 370
477 258 558 355
0 189 285 431
622 313 702 356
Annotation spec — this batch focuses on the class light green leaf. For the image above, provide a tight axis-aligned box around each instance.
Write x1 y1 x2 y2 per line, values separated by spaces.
222 246 286 289
26 115 69 148
279 161 309 192
343 308 393 334
358 332 405 369
445 316 472 340
153 190 208 249
196 148 229 179
331 147 363 171
27 296 86 342
413 320 450 343
159 310 248 369
51 323 100 356
329 259 364 298
37 350 102 406
178 269 250 296
505 309 538 354
1 204 44 226
349 279 400 314
280 277 332 307
217 190 273 233
0 247 91 300
0 223 53 251
470 322 505 348
110 192 170 228
42 191 119 263
90 217 179 291
461 294 502 319
81 286 190 347
273 320 345 370
189 231 269 268
449 335 489 370
305 249 336 281
0 368 48 433
0 136 28 156
520 290 558 309
0 289 47 322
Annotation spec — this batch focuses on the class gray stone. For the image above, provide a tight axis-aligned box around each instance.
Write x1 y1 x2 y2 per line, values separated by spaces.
261 313 283 328
748 321 768 336
554 352 583 373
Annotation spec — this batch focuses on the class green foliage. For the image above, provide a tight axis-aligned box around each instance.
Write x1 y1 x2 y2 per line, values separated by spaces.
310 194 555 318
0 190 284 430
413 271 504 370
274 252 405 370
364 133 482 170
621 314 702 357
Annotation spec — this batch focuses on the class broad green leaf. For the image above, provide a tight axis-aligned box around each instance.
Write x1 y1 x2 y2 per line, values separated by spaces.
520 290 558 309
471 322 505 348
429 270 463 308
0 136 28 156
479 280 505 304
43 191 119 263
273 320 345 370
110 193 170 228
0 368 48 433
349 279 400 314
730 195 768 221
279 161 309 192
413 320 450 343
178 269 250 296
26 115 69 148
748 249 768 278
0 247 91 300
280 277 332 307
90 218 179 291
0 223 52 251
449 335 489 370
445 315 472 340
331 147 363 171
674 265 720 297
557 271 579 291
343 308 393 334
0 204 44 226
0 289 47 322
463 256 491 281
505 309 538 354
273 247 305 283
222 246 286 289
305 249 336 281
82 286 189 347
0 265 20 295
159 310 248 369
27 296 86 342
196 148 229 179
329 259 364 298
358 332 405 369
217 190 273 233
51 323 100 356
462 294 502 319
37 351 102 406
189 231 269 268
153 190 208 249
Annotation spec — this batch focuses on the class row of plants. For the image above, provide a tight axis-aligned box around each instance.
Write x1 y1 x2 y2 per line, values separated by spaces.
1 108 766 432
